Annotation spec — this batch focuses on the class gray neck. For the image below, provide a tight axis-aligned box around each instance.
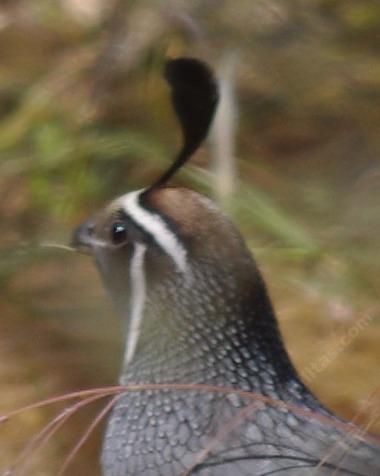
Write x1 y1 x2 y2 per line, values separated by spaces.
119 259 316 407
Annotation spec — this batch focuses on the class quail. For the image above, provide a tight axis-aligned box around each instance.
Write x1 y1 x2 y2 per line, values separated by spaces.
72 58 380 475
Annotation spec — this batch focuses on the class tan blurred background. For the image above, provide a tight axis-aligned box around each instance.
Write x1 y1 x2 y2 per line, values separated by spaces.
0 1 379 474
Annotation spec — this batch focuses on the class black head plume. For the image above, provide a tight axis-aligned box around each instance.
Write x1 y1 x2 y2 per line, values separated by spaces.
148 58 219 190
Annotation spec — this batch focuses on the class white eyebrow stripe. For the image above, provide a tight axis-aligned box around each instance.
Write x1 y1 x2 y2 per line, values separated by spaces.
124 243 147 366
120 190 188 273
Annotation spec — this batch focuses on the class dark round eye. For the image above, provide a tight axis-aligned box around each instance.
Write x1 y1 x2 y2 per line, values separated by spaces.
111 222 127 244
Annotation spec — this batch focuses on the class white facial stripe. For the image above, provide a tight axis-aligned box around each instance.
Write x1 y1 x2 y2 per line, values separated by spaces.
120 190 187 273
124 243 147 366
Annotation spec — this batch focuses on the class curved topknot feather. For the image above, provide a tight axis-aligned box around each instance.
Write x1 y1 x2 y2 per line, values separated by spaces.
148 57 219 190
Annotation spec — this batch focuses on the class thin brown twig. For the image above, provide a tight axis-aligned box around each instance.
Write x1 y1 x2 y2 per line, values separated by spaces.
39 242 75 252
181 401 262 475
2 382 379 474
331 388 380 476
312 386 380 476
3 384 379 444
11 393 111 476
330 407 380 476
0 386 124 423
331 415 377 476
56 394 122 476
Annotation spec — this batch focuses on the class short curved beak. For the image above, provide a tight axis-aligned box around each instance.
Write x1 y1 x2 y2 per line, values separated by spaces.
71 219 95 254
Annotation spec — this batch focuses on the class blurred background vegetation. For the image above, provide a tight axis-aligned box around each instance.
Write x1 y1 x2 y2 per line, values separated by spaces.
0 1 379 474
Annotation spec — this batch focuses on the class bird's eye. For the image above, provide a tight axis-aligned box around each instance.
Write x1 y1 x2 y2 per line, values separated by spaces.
111 222 127 244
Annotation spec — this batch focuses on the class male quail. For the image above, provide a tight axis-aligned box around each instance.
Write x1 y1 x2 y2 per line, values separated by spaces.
72 58 380 475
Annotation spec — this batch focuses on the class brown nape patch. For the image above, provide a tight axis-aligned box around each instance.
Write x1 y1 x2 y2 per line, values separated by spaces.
146 187 256 280
147 187 234 242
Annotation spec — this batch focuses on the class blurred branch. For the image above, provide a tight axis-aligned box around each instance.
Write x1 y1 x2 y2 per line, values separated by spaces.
210 50 240 207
